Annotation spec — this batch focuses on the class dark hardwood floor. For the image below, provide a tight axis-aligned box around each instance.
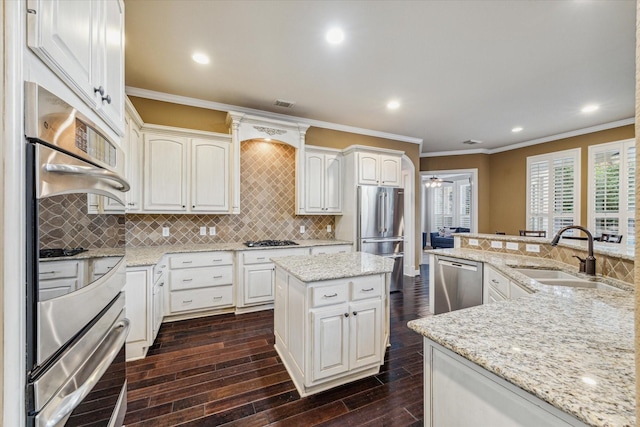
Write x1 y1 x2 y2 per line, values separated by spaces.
124 265 431 426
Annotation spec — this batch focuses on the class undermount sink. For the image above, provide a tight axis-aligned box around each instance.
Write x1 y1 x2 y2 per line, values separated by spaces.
514 268 621 291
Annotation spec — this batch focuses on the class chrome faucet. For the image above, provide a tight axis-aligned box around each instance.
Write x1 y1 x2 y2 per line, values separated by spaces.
550 225 596 275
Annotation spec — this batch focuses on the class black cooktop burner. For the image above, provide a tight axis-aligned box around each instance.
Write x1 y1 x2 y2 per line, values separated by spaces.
244 240 299 248
39 248 87 258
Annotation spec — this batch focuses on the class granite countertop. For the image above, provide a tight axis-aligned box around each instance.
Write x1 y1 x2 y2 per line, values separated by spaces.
125 240 352 267
411 248 635 427
271 252 395 282
39 248 125 262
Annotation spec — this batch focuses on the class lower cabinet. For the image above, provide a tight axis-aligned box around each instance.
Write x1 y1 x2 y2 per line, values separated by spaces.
484 265 531 303
274 269 387 397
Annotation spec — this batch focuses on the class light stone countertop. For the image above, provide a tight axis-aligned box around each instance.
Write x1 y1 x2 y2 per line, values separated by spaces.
125 240 352 267
39 248 125 262
410 248 635 427
271 252 395 282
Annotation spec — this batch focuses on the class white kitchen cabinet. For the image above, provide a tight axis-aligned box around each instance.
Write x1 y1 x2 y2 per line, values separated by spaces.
484 265 532 303
125 267 152 360
38 259 86 301
142 127 233 214
355 151 402 187
166 251 234 319
27 0 125 136
123 101 143 212
143 133 188 211
274 270 387 396
237 247 308 312
151 260 166 339
304 147 343 214
309 244 352 256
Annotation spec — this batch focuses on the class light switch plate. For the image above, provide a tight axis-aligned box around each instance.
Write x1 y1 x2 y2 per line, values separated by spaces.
506 242 519 251
209 226 216 236
326 224 332 232
199 226 206 236
491 241 503 249
162 227 170 237
300 225 306 234
526 244 540 253
468 239 479 246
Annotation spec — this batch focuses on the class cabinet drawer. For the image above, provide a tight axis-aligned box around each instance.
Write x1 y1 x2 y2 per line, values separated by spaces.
243 248 308 265
487 285 506 303
310 245 352 256
170 266 233 291
486 268 509 296
39 260 79 280
351 276 382 300
169 251 233 269
312 283 348 308
153 258 168 281
93 257 120 275
170 286 233 313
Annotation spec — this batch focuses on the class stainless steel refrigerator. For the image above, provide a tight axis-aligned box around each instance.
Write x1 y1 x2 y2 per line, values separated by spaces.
357 186 404 292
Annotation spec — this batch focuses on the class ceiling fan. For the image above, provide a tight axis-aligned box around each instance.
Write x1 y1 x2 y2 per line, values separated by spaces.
424 176 454 188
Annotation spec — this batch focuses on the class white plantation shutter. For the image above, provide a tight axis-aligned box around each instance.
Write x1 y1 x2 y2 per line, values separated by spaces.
526 149 580 238
430 179 471 233
459 182 471 229
588 139 635 245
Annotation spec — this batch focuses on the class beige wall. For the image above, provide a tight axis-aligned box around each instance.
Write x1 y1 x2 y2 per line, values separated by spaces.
420 125 634 235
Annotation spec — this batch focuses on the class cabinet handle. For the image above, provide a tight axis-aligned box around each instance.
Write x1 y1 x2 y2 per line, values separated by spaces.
213 296 223 300
361 287 374 292
212 259 223 262
183 299 193 304
182 261 193 264
159 282 164 287
161 265 166 268
102 94 112 104
182 278 193 282
182 205 186 208
94 86 104 96
257 257 266 260
491 279 499 284
353 311 358 316
344 313 349 317
213 275 223 279
324 293 338 298
41 271 56 275
192 205 195 208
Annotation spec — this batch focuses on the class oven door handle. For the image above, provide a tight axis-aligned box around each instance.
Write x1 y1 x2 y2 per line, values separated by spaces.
37 319 130 427
44 163 130 192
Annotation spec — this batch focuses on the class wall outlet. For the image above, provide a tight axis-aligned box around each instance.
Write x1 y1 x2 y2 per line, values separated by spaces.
209 226 216 236
490 241 503 249
199 226 206 236
326 224 332 233
162 227 170 237
300 225 306 234
468 239 479 246
526 244 540 253
506 242 519 251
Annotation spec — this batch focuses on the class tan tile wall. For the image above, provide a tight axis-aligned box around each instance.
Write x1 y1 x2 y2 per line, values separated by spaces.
126 140 335 246
459 237 634 284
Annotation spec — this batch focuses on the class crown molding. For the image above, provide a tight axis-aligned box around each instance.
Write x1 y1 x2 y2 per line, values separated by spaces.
420 117 635 158
125 86 423 146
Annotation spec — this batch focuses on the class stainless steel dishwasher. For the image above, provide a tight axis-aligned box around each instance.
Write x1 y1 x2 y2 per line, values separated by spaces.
434 256 483 314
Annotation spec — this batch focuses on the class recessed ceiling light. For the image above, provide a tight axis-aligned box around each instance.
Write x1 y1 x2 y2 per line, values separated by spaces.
326 28 345 44
386 100 400 110
581 104 599 113
192 52 210 65
512 126 523 133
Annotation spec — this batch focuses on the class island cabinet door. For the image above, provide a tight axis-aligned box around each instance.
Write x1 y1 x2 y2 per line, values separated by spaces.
311 305 350 381
349 299 382 370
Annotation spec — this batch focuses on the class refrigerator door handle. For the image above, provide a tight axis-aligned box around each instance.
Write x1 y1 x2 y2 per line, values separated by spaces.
378 193 384 233
361 238 404 244
384 192 389 233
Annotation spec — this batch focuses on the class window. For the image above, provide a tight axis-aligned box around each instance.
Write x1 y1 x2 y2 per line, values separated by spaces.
526 148 580 237
430 179 472 230
588 139 635 246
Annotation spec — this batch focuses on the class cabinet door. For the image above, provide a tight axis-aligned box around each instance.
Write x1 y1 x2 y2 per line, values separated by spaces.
125 115 143 211
95 0 124 135
27 0 98 106
349 299 382 370
357 153 380 185
144 134 188 211
274 270 288 347
305 152 325 213
243 264 275 305
324 154 342 212
379 154 401 187
311 305 350 381
152 279 164 338
191 139 230 212
509 282 531 300
125 269 149 344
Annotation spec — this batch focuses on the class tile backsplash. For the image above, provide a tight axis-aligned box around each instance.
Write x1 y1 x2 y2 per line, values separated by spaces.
125 140 334 247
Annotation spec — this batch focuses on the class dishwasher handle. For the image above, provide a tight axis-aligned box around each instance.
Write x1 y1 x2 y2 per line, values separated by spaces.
437 259 478 272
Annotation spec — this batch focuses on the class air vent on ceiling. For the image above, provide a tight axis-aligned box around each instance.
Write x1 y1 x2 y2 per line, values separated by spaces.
273 99 296 108
462 139 483 145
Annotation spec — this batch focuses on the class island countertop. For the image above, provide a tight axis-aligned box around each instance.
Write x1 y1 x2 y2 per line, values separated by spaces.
271 251 395 282
409 249 636 427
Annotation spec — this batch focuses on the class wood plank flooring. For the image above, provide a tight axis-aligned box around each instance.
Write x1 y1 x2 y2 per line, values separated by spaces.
125 265 431 426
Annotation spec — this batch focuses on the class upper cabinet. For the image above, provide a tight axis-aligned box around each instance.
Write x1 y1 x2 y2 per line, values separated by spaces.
355 151 402 187
304 147 343 214
27 0 125 136
123 100 143 212
142 126 233 214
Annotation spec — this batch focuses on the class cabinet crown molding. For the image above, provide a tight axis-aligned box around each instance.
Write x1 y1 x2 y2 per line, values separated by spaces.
342 145 404 156
141 123 231 141
226 111 310 149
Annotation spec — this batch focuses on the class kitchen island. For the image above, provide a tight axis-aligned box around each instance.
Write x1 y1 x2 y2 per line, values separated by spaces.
408 249 635 427
271 252 395 397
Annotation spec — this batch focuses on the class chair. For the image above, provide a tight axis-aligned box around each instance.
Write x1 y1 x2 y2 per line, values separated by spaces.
495 231 506 235
519 230 546 237
598 233 623 243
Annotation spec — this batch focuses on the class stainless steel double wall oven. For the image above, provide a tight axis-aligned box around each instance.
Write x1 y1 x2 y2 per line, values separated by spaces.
25 82 130 427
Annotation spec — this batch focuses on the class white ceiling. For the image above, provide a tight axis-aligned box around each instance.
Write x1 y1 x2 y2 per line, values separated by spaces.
124 0 636 154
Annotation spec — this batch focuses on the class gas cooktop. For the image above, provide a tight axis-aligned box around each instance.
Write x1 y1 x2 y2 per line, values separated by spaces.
244 240 299 248
39 248 87 258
